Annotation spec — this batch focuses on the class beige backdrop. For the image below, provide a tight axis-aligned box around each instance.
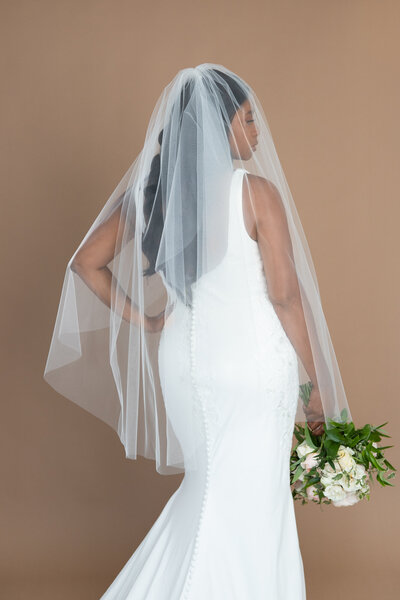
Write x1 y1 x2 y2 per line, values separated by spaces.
1 1 399 598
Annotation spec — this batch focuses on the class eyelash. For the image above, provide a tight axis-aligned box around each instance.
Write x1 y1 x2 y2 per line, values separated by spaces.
246 119 254 123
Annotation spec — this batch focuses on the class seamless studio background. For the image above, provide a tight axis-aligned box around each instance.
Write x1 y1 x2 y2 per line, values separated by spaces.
1 1 399 599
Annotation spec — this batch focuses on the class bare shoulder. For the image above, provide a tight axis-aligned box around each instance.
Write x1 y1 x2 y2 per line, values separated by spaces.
245 173 278 192
243 173 285 226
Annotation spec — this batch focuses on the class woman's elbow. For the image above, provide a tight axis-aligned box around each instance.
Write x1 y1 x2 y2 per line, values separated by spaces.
268 285 300 308
269 293 297 308
70 251 90 274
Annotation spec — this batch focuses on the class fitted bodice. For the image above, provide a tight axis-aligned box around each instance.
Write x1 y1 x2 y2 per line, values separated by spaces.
192 168 269 303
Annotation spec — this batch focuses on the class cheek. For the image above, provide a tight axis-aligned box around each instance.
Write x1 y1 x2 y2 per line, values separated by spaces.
230 124 250 154
241 133 253 154
237 130 249 150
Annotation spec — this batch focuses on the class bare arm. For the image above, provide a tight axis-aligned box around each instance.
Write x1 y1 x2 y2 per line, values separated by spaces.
245 175 324 431
70 200 164 332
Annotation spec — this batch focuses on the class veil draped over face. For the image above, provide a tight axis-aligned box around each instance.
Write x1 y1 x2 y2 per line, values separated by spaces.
43 63 351 474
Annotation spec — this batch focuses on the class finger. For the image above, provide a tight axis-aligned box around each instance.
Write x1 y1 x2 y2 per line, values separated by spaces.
309 423 324 436
307 421 322 432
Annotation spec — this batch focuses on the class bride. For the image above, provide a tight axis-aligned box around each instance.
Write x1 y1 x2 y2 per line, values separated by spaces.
44 63 351 599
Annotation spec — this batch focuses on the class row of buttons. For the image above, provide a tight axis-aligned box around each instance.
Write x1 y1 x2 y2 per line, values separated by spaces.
181 289 212 599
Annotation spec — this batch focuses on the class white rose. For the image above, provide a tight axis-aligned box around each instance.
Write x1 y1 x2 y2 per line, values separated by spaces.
332 491 360 507
336 446 356 472
320 472 337 487
320 461 341 486
296 440 315 459
341 471 360 492
323 484 346 502
354 463 367 481
322 461 337 474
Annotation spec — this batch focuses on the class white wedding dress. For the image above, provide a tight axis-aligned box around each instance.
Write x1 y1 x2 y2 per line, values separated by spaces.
100 168 307 599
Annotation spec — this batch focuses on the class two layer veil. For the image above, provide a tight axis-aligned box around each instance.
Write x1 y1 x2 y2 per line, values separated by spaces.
43 63 351 474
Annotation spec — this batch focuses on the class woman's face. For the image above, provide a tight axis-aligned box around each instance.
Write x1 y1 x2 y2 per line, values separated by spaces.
228 99 259 160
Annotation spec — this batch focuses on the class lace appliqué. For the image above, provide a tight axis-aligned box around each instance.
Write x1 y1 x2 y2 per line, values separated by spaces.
253 295 299 454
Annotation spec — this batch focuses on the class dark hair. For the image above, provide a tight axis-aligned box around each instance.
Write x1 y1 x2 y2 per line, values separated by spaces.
141 68 249 304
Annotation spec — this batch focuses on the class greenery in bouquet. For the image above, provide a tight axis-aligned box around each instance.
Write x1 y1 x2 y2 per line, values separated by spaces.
290 382 396 507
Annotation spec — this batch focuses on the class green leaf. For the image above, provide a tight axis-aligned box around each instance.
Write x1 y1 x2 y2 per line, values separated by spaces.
292 465 305 483
325 429 346 444
360 424 372 438
328 458 335 470
375 421 389 429
324 439 340 456
376 472 393 487
304 477 319 488
383 458 396 471
293 429 303 442
304 423 318 450
369 453 386 471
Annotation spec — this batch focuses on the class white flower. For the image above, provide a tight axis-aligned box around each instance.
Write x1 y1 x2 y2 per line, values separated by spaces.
296 440 315 459
354 463 367 479
320 472 337 487
323 484 346 502
320 461 341 486
336 445 356 472
341 471 361 492
301 451 319 471
332 491 360 507
322 462 336 474
359 479 370 494
340 463 369 493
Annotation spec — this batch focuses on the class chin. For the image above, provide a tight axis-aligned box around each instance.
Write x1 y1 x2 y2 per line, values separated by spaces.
234 150 252 161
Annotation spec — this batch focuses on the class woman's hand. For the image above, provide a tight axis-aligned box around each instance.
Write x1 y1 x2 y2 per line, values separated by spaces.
144 310 166 333
303 385 325 436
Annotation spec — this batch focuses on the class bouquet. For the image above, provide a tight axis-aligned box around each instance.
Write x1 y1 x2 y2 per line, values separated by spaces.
290 382 396 507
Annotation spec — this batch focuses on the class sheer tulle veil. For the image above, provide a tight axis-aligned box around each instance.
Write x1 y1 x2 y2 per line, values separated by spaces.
43 62 351 474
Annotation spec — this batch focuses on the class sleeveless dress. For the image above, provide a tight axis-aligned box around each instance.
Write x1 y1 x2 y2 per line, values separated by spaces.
100 168 307 599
